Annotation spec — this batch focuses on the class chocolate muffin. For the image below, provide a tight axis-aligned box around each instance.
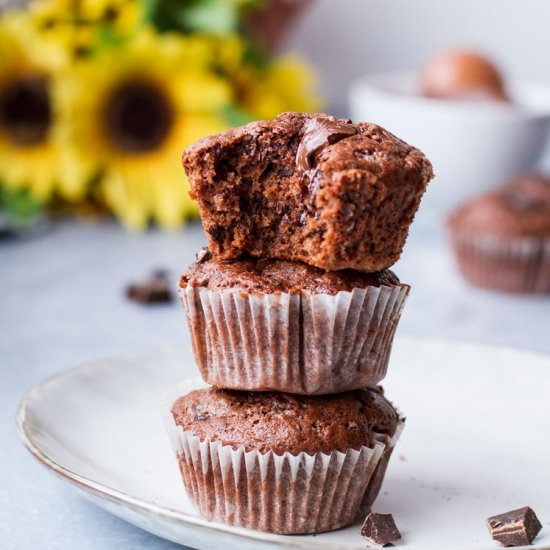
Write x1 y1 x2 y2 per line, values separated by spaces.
179 250 410 394
165 382 404 535
448 174 550 293
183 112 433 273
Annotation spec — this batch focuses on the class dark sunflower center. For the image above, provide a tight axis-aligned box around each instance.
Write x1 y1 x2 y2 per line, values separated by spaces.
0 75 51 146
104 82 173 154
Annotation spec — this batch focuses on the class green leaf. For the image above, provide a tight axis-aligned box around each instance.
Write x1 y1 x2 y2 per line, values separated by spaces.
182 0 240 35
242 35 271 68
222 104 253 126
96 25 127 47
151 0 251 34
0 186 42 221
139 0 160 24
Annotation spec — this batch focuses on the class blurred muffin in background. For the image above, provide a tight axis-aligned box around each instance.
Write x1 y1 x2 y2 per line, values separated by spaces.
447 174 550 293
420 49 509 102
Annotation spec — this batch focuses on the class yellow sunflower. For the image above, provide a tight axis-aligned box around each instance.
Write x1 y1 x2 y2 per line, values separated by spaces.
30 0 144 56
60 29 232 229
0 13 91 203
236 55 322 120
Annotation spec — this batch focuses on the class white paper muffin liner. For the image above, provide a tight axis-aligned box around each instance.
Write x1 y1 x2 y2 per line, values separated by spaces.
179 282 409 394
450 232 550 293
163 379 405 535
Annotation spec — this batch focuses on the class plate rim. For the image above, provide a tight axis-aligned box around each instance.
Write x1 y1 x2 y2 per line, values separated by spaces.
15 351 357 549
15 336 550 550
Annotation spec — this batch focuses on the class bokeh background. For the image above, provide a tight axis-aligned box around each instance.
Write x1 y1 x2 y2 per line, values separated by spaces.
288 0 550 116
0 0 320 230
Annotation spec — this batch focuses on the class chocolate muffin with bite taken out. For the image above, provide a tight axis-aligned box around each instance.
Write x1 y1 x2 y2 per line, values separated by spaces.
183 112 433 273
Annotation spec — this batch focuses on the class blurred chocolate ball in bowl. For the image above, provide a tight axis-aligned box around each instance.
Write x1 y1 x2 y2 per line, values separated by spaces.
349 49 550 212
420 50 509 102
447 173 550 293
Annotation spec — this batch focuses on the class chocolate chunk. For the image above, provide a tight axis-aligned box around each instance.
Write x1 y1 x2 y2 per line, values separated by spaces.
296 116 356 172
361 512 401 547
487 506 542 547
151 268 169 279
126 271 173 304
192 404 208 421
195 247 212 264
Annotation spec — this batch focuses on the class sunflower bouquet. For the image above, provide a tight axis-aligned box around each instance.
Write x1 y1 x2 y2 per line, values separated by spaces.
0 0 319 230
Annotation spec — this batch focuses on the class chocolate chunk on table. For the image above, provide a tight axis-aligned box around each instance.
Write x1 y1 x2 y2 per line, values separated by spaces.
487 506 542 547
361 512 401 547
126 271 173 304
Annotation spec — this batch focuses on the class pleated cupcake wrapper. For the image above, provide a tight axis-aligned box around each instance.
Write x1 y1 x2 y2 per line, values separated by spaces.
162 379 405 535
180 283 410 394
360 420 404 515
451 232 550 293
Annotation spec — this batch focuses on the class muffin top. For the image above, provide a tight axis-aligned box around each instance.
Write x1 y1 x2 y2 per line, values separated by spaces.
183 112 433 274
181 249 400 295
448 174 550 237
171 386 400 455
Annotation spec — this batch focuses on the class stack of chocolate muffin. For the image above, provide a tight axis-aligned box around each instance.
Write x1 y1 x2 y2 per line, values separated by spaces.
164 112 433 535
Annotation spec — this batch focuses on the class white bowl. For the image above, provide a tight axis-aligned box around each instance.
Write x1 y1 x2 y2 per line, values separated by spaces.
349 72 550 212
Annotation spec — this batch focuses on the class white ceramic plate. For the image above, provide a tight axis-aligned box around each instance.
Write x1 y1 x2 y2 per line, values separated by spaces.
17 336 550 550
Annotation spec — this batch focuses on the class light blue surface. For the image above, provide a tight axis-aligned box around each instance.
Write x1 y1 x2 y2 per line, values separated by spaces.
2 218 549 550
